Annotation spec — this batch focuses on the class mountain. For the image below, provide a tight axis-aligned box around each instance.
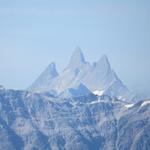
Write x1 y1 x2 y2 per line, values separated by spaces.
29 62 58 94
82 55 130 100
0 87 149 150
29 47 131 101
68 47 87 70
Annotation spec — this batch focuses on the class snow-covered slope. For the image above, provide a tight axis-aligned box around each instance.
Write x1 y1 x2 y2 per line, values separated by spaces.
29 47 131 101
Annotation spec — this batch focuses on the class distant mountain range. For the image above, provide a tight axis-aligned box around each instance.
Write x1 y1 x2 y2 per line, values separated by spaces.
0 47 149 150
28 47 133 101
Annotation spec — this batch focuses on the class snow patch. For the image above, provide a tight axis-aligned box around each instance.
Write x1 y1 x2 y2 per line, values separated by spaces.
93 90 104 96
141 100 150 107
124 104 134 108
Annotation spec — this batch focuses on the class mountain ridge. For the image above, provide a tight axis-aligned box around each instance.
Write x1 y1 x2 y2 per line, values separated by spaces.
0 87 149 150
29 47 131 101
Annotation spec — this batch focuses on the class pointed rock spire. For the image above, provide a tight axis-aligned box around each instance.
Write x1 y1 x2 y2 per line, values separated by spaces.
68 47 86 69
95 54 111 71
38 62 59 81
28 62 59 91
45 62 58 78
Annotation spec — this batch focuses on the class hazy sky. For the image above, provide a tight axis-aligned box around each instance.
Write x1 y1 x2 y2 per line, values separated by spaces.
0 0 150 91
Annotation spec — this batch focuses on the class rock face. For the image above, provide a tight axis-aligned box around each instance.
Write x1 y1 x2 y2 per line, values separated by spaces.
0 87 149 150
1 47 148 149
28 62 59 93
29 47 131 101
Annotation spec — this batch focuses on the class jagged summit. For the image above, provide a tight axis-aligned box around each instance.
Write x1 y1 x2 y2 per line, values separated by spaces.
96 55 111 70
98 54 110 65
45 62 58 78
28 47 131 101
36 62 59 81
28 62 58 92
68 47 86 69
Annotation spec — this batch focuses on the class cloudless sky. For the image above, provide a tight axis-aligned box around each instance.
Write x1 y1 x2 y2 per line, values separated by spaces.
0 0 150 91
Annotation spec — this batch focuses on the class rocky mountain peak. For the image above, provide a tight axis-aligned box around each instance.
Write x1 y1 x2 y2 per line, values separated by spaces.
68 47 86 69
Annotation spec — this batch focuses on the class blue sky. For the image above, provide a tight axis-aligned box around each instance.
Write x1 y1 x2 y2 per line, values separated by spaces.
0 0 150 91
